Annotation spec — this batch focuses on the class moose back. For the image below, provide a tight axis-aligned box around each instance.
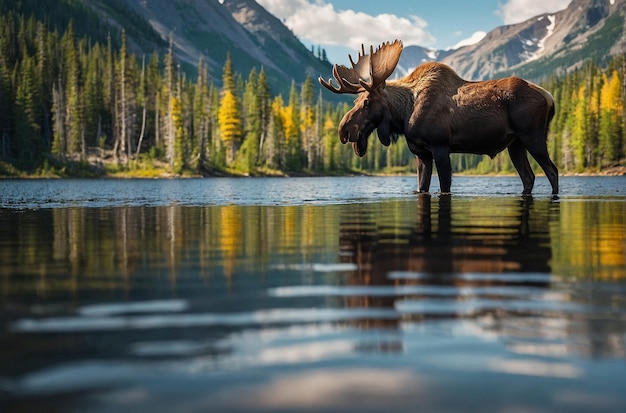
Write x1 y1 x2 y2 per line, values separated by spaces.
319 39 559 195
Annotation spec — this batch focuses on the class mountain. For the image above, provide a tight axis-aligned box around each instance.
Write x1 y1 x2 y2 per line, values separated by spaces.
397 0 625 82
83 0 332 96
393 46 438 78
6 0 622 93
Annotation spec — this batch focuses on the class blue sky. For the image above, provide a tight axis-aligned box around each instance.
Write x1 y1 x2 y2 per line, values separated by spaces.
256 0 572 63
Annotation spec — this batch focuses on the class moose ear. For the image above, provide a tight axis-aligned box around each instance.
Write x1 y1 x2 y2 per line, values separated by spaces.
377 123 391 146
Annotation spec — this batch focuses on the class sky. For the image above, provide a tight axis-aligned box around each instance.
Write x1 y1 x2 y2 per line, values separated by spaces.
255 0 572 63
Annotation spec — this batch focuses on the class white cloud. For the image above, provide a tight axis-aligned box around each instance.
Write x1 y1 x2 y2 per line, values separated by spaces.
450 31 486 49
256 0 435 51
496 0 572 25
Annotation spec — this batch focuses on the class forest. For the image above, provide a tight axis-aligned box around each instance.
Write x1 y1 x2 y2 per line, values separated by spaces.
0 12 624 178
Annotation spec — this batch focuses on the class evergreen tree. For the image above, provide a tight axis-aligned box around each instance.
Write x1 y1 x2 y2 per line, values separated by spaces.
0 4 624 177
268 94 285 170
256 68 271 165
62 20 84 157
222 51 235 93
13 53 40 167
192 57 212 172
236 67 260 173
300 73 315 170
284 81 301 170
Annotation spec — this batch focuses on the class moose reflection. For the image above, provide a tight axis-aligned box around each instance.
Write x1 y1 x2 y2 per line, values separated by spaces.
338 196 555 325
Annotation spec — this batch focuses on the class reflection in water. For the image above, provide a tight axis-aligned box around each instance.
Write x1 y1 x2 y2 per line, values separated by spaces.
1 193 626 412
335 195 557 351
0 205 340 302
340 194 555 278
336 195 626 360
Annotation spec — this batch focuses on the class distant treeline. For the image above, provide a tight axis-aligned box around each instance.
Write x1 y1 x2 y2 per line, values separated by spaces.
0 12 624 177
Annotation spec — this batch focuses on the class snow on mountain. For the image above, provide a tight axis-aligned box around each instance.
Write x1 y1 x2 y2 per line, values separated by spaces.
525 15 556 62
396 0 624 82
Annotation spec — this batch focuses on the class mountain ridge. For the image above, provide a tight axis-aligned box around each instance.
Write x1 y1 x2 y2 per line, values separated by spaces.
83 0 332 97
396 0 625 82
55 0 626 89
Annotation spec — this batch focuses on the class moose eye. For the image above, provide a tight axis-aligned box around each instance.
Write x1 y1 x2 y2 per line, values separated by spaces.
363 99 370 107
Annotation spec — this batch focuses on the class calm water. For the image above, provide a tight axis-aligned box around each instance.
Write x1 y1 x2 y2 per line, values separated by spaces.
1 176 625 413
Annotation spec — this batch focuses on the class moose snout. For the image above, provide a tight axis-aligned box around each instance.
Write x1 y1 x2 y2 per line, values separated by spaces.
339 122 360 144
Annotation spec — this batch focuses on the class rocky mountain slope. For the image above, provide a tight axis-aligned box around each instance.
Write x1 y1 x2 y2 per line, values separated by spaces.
71 0 625 89
84 0 331 96
397 0 625 81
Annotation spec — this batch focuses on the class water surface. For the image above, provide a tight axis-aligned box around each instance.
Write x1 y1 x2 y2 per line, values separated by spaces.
1 176 625 412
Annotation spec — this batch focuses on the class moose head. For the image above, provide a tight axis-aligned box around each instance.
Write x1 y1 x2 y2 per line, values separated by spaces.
319 40 403 157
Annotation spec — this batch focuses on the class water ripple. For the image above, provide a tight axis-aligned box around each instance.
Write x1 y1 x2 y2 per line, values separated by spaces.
11 307 400 333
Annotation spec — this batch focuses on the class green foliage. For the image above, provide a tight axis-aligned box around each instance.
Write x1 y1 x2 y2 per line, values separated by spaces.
0 4 623 178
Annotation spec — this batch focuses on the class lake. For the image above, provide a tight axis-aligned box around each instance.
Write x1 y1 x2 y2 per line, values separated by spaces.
1 175 625 412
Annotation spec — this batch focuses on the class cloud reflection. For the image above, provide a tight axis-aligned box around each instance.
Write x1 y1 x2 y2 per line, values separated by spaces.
220 368 426 411
488 358 583 379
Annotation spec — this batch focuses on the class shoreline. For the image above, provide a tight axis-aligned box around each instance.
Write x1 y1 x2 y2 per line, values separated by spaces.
2 161 625 180
2 171 625 180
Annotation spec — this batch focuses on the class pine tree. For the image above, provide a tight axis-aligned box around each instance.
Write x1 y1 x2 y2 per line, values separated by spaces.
222 51 235 92
256 67 271 165
171 91 185 174
83 43 104 150
35 21 53 149
236 67 260 173
134 54 148 161
0 15 14 161
62 20 84 157
14 53 40 168
51 78 66 158
192 57 212 172
146 51 160 151
268 94 285 169
163 35 176 168
300 73 315 170
284 81 301 170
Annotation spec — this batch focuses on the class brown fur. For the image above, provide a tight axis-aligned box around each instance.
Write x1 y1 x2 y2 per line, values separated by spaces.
338 62 559 194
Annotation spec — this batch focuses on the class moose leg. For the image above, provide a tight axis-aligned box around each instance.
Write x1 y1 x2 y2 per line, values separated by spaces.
416 155 433 193
525 144 559 195
433 149 452 193
508 139 535 194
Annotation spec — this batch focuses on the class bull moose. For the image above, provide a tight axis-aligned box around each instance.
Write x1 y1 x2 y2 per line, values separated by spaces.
319 39 559 194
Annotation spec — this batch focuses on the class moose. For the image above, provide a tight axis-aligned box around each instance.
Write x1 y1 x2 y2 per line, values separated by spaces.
319 39 559 194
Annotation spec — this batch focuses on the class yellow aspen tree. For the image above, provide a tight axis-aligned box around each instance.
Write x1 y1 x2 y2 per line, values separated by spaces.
571 83 589 171
218 90 241 165
267 95 285 169
599 71 623 164
322 111 336 171
300 74 315 170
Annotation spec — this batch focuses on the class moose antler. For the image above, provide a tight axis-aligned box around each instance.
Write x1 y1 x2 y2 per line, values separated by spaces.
319 39 403 94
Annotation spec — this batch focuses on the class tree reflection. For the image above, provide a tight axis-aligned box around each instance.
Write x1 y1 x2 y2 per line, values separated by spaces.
0 194 625 365
0 205 341 303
